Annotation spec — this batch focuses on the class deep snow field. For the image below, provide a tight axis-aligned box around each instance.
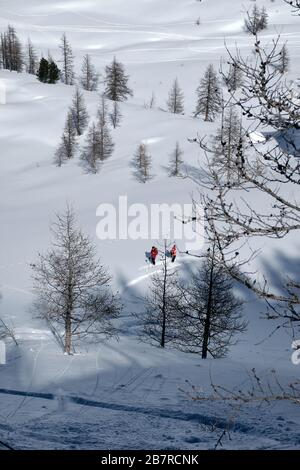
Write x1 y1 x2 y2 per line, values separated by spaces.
0 0 300 450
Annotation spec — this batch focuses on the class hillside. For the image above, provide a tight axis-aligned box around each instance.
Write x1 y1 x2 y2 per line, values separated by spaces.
0 0 300 450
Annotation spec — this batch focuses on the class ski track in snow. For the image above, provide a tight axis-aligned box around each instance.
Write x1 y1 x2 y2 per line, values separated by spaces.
0 387 299 449
0 387 261 433
127 263 180 287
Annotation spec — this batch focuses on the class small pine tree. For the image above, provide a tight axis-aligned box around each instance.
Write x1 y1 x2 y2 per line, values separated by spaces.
80 54 99 91
168 142 184 177
194 64 222 121
131 143 153 183
109 101 122 128
26 39 38 75
167 78 184 114
97 95 115 161
48 60 60 84
55 111 78 166
70 87 89 136
37 57 49 83
81 122 102 173
105 56 133 101
60 33 75 85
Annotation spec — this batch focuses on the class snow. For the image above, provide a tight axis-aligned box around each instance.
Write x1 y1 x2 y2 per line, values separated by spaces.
0 0 300 450
249 131 267 144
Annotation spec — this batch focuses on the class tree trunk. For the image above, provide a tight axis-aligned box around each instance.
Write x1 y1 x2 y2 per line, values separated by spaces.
161 241 167 348
202 243 215 359
65 257 73 354
64 311 72 354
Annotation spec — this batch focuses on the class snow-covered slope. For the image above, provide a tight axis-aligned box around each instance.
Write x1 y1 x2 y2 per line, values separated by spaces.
0 0 300 450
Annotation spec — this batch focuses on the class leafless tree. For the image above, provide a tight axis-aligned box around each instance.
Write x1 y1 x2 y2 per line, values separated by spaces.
285 0 300 13
167 78 184 114
55 111 78 165
212 105 245 182
69 87 89 136
105 56 133 101
174 244 246 358
109 100 122 129
26 39 38 75
131 143 153 183
194 64 222 121
97 94 115 161
0 293 18 346
144 92 156 109
168 142 184 177
80 54 99 91
185 368 300 406
244 5 268 35
191 28 300 333
32 205 121 354
0 25 23 72
80 122 102 173
278 43 290 73
60 33 75 85
138 241 180 347
223 63 243 91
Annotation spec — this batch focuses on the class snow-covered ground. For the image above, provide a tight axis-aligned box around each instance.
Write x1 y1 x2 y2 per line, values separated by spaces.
0 0 300 450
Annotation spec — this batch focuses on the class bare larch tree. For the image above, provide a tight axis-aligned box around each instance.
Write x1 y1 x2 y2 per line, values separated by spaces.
0 25 23 72
244 5 268 35
105 56 133 101
167 78 184 114
80 54 99 91
55 111 78 166
174 244 246 358
69 87 89 136
32 205 121 354
194 64 222 121
212 105 244 182
80 122 102 173
278 44 290 73
109 100 122 129
131 143 153 183
223 63 244 91
26 39 38 75
60 33 75 85
168 142 184 177
139 241 180 348
193 24 300 334
97 94 115 161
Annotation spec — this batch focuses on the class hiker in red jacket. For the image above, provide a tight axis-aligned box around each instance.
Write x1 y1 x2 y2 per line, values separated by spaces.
170 244 177 263
150 246 159 265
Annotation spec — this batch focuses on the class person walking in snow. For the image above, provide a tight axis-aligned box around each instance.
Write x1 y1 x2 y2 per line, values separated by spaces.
150 246 159 265
170 244 177 263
